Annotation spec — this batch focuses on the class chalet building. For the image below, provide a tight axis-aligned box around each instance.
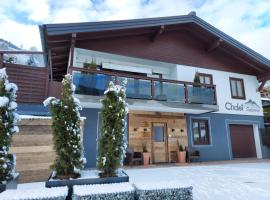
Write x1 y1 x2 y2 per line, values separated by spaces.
3 12 270 167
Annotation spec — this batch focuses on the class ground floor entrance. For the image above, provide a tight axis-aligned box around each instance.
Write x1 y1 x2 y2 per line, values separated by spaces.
128 111 188 164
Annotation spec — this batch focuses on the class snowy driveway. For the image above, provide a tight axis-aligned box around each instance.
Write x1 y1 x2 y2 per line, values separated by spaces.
126 162 270 200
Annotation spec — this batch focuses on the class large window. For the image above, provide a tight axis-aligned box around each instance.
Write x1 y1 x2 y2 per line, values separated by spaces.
230 77 245 99
192 119 210 145
199 73 213 84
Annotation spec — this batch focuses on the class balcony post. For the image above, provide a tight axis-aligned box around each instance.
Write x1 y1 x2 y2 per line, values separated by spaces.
184 83 189 103
151 80 154 100
213 85 217 105
0 53 3 68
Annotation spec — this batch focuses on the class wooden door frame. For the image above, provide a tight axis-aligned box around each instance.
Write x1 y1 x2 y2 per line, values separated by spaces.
151 122 169 163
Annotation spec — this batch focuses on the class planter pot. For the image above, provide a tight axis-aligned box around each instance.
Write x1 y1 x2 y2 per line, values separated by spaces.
0 173 19 193
143 152 151 166
45 169 129 200
177 151 186 163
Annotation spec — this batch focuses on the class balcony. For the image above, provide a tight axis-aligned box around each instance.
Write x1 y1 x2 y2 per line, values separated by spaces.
71 67 217 107
0 51 49 103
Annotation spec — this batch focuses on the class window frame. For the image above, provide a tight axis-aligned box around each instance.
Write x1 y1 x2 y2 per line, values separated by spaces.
229 77 246 100
198 73 213 85
192 119 211 145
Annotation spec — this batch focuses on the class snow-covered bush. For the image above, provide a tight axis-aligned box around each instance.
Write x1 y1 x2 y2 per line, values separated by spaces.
97 81 128 177
134 181 193 200
73 182 135 200
0 186 68 200
44 74 85 179
0 68 19 184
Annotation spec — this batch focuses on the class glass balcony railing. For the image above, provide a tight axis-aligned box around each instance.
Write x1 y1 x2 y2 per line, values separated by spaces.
72 69 217 105
187 85 215 104
153 81 185 102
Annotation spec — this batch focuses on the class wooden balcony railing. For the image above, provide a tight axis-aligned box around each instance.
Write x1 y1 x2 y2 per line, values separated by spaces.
70 67 217 105
0 51 49 103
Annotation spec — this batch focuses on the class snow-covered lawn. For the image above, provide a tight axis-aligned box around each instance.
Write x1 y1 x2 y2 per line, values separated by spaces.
126 162 270 200
18 162 270 200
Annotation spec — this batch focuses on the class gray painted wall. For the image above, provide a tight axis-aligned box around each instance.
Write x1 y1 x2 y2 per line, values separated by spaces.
186 113 270 161
80 108 100 168
18 104 270 167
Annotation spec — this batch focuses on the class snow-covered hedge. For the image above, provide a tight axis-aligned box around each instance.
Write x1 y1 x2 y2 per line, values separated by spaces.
134 181 193 200
0 186 68 200
72 182 135 200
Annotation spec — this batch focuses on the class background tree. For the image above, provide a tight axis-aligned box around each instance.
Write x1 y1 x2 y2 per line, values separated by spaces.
44 74 85 178
97 81 128 177
0 68 19 183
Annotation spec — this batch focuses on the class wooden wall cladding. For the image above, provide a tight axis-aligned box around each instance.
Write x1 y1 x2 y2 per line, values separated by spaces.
128 112 188 163
5 63 49 103
10 118 85 183
10 118 54 183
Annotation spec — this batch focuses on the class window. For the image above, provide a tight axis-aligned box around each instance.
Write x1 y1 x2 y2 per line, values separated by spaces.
230 77 245 99
199 73 213 84
192 119 210 145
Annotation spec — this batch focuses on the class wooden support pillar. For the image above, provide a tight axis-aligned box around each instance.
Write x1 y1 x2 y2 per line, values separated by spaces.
258 80 267 92
0 53 3 68
67 33 77 74
48 50 53 81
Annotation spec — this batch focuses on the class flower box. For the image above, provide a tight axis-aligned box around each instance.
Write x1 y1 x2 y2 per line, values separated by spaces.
45 169 129 199
0 173 19 193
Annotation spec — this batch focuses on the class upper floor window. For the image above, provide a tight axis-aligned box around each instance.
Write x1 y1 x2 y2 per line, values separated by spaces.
199 73 213 84
230 77 246 99
192 119 210 145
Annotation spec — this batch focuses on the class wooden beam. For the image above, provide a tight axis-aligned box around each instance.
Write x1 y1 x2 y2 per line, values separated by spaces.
0 53 3 68
48 50 53 81
151 25 165 42
258 72 270 81
206 38 223 52
67 33 76 74
258 80 267 92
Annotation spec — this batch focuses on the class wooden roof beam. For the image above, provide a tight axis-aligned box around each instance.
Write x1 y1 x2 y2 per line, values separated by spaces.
150 25 165 42
206 38 223 52
258 80 267 92
67 33 77 73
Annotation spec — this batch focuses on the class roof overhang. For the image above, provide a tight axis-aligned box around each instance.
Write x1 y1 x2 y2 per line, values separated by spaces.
39 12 270 81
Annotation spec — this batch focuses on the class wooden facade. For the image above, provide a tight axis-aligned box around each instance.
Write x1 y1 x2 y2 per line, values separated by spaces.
0 51 50 104
128 111 188 163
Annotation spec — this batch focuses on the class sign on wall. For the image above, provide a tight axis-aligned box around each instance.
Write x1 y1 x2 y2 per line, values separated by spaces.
225 99 260 112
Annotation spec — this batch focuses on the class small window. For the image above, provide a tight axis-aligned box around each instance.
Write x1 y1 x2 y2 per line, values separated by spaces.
230 77 245 99
198 73 213 84
192 119 210 145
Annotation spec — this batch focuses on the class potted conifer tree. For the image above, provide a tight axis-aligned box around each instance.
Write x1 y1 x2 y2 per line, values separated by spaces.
97 80 129 178
0 68 20 193
44 74 86 181
142 143 151 166
177 144 186 164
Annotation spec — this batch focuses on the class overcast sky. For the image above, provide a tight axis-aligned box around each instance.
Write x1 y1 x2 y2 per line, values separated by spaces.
0 0 269 59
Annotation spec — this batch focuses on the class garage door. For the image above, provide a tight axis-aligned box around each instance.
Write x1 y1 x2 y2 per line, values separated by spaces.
229 124 257 158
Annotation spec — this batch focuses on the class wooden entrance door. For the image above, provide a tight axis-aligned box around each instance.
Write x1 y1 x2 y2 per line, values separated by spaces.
152 122 168 163
229 124 257 158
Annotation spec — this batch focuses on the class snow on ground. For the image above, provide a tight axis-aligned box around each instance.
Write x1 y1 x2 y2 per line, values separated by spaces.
126 162 270 200
17 162 270 200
